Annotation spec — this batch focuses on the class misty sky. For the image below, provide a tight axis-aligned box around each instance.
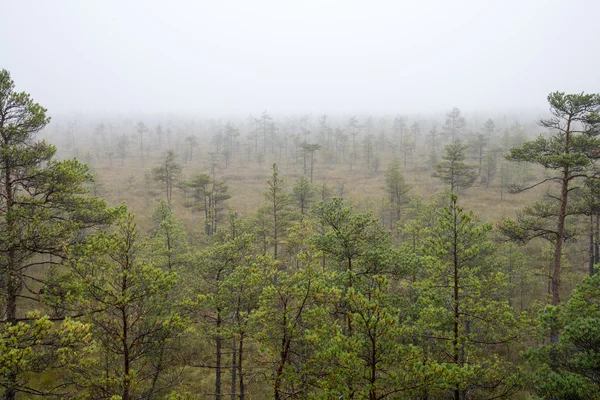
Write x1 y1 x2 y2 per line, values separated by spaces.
2 0 599 115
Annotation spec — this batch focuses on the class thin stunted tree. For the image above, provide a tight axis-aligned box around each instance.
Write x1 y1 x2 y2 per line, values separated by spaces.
137 121 148 166
384 158 411 231
443 107 466 142
291 176 315 217
300 142 321 183
151 150 182 205
260 164 293 260
433 139 477 193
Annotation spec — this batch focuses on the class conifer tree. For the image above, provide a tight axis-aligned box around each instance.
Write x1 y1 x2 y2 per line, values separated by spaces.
65 213 186 400
0 69 118 399
291 176 314 217
384 158 411 231
501 92 600 329
415 195 522 399
433 139 477 192
151 150 182 205
148 201 190 272
259 164 293 259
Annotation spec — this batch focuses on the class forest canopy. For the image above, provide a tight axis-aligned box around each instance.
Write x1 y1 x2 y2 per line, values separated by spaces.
1 66 600 399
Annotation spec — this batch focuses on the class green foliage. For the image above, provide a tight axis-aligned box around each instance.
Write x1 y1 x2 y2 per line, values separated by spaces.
443 107 466 141
151 150 182 204
65 213 187 400
433 139 477 192
147 200 190 272
258 163 294 259
0 313 94 397
311 198 391 276
314 276 437 399
251 254 337 400
384 158 411 230
503 91 600 309
184 172 231 236
525 273 600 399
0 69 120 398
411 195 524 398
291 175 314 216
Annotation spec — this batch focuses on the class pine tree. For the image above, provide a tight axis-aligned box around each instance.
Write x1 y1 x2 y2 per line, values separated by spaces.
65 213 186 400
291 176 314 217
0 69 118 399
433 139 477 192
384 158 411 232
443 107 466 141
151 150 182 205
260 164 293 260
414 195 522 399
147 201 190 272
502 92 600 330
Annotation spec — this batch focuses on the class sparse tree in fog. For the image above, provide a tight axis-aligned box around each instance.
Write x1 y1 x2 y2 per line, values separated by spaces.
223 122 239 166
427 125 440 169
260 110 276 154
483 146 499 188
471 131 488 176
185 135 198 162
477 118 496 180
384 158 411 231
136 122 148 166
393 115 407 154
291 176 314 217
410 121 420 151
184 172 231 236
482 118 495 143
301 142 321 183
336 128 349 160
247 116 260 156
443 107 466 141
318 114 331 150
400 127 415 168
433 139 477 192
348 116 361 164
259 164 292 260
184 172 212 230
363 134 378 175
155 123 164 148
151 150 182 205
256 151 265 170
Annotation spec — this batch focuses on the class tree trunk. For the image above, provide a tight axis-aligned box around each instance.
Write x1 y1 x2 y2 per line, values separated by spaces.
122 306 131 400
590 214 595 277
216 311 222 400
4 160 17 400
551 165 569 344
231 339 237 400
238 334 245 400
452 200 461 400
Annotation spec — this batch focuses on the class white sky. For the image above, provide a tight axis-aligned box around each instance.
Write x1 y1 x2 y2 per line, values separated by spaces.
2 0 599 115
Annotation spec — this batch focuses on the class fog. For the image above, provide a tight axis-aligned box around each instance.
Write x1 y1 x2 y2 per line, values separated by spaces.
2 0 599 116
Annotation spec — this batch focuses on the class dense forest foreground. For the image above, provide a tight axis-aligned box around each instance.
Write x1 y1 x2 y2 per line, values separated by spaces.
2 68 600 400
